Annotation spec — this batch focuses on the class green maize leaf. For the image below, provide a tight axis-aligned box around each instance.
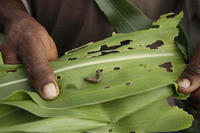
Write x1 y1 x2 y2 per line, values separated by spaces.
0 87 193 133
0 12 194 133
0 84 180 121
0 12 187 108
95 0 153 33
0 109 107 133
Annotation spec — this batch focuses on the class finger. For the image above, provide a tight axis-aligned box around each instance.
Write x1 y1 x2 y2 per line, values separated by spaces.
190 88 200 103
0 45 20 64
186 89 200 110
177 41 200 94
18 43 59 100
47 37 58 61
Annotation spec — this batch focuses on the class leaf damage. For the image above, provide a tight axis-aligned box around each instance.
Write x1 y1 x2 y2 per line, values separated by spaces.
88 40 133 55
146 40 164 49
159 62 173 72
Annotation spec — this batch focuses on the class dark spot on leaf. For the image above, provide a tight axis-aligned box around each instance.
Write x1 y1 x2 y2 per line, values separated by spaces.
148 69 152 72
104 86 110 89
166 13 176 18
101 51 120 56
151 25 160 28
120 40 133 45
88 40 132 55
125 82 131 86
113 67 120 70
127 47 135 50
68 57 77 61
159 62 173 72
146 40 164 49
56 75 62 80
6 69 17 73
139 45 142 47
108 129 113 132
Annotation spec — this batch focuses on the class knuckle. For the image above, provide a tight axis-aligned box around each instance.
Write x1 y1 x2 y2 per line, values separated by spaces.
184 64 200 77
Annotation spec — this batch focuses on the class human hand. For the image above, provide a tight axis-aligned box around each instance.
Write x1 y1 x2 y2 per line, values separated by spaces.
177 42 200 110
0 16 59 100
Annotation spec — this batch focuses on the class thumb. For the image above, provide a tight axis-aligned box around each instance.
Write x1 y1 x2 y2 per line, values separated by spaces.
177 64 200 94
18 44 59 100
178 42 200 94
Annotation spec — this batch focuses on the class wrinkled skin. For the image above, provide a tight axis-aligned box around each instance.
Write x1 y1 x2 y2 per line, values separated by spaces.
177 42 200 110
0 16 59 100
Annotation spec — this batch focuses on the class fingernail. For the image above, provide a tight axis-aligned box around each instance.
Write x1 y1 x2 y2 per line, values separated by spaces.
42 83 59 100
178 78 191 89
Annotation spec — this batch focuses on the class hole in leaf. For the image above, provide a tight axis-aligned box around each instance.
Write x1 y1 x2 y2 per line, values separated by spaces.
159 62 173 72
108 129 113 132
6 69 17 73
101 51 120 56
68 57 77 61
113 67 120 70
88 51 98 54
146 40 164 49
120 39 133 45
56 75 62 80
100 45 120 51
127 47 135 50
125 82 131 86
87 40 132 55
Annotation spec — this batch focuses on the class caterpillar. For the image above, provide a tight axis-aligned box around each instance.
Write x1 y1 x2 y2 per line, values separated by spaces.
85 70 102 83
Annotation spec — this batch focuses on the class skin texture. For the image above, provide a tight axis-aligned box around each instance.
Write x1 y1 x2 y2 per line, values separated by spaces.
177 42 200 109
0 0 59 100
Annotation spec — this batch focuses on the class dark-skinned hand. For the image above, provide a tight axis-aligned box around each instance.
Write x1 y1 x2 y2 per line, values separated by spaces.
0 17 59 100
178 41 200 110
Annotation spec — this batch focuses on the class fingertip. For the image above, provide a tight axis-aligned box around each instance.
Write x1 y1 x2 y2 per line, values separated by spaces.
40 82 59 100
177 78 191 94
178 78 191 89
